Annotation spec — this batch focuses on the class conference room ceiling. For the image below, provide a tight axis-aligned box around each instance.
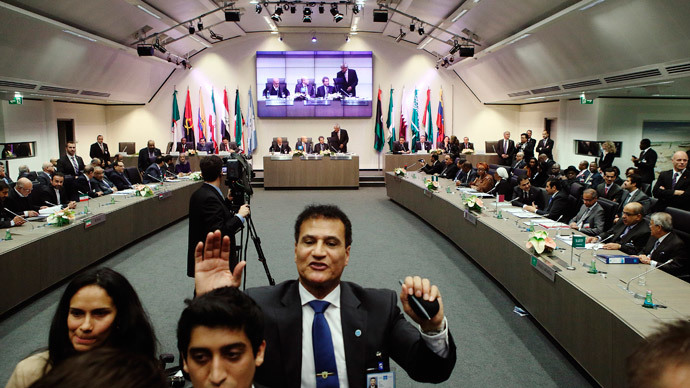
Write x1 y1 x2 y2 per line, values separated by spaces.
0 0 689 105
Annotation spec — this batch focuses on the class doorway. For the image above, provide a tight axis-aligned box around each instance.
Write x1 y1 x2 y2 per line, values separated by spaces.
57 119 74 157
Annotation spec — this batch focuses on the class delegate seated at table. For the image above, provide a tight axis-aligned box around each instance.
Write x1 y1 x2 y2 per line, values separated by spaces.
269 138 291 154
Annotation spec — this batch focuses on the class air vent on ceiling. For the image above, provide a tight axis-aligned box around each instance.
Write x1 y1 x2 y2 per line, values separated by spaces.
0 80 37 90
665 63 690 75
530 86 561 94
81 90 111 97
508 91 531 97
39 86 79 94
562 79 602 90
604 69 662 84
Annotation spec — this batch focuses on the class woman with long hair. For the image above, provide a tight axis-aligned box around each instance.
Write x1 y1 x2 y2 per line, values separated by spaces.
599 141 616 171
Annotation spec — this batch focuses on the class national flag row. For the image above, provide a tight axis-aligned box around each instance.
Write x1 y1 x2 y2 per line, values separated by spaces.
374 87 445 153
171 87 257 155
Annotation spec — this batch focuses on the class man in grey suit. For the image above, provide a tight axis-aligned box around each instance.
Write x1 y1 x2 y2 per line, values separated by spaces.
90 167 116 195
295 136 313 154
193 204 456 388
569 188 606 236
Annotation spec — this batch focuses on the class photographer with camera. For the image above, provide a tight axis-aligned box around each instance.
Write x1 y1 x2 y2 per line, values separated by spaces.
187 156 249 279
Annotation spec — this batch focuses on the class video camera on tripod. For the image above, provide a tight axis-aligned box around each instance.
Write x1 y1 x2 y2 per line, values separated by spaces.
223 152 254 209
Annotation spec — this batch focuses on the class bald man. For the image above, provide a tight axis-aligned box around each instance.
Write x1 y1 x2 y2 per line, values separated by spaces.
652 151 689 211
5 178 39 217
586 202 650 254
263 78 290 98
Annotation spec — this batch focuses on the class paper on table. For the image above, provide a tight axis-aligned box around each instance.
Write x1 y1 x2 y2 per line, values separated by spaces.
555 235 600 249
39 205 62 215
112 189 136 195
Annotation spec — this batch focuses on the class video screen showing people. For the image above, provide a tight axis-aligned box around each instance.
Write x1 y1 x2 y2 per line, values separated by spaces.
256 51 373 118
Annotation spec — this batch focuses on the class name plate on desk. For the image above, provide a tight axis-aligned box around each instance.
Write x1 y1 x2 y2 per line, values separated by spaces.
300 154 323 160
265 98 294 106
464 209 477 225
270 154 293 160
158 191 173 200
304 99 331 106
84 213 106 229
329 154 352 160
531 256 557 282
341 98 369 106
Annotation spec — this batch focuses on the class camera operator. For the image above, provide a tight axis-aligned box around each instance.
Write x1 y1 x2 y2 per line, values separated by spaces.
187 155 249 279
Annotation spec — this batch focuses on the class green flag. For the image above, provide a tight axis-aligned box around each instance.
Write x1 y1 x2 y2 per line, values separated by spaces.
411 88 420 153
234 89 243 150
425 88 433 147
386 88 395 152
171 89 180 133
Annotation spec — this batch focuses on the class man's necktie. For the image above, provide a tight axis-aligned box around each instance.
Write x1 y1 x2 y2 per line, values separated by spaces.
605 185 610 195
100 143 104 153
309 301 339 388
71 156 79 174
672 172 680 190
548 195 554 209
649 239 661 257
619 225 632 240
578 207 591 228
123 174 131 186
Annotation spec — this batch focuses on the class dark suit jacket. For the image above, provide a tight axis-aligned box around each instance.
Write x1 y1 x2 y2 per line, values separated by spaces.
522 138 536 160
0 202 17 228
569 203 605 236
197 143 215 153
269 142 291 154
511 186 545 209
176 142 193 153
598 219 650 255
6 187 38 214
392 141 409 154
454 169 477 186
74 174 99 198
642 232 688 277
439 163 459 180
110 171 133 190
143 164 163 184
331 129 349 153
634 148 657 184
91 177 114 195
652 169 690 211
583 171 603 188
599 152 615 171
187 183 244 277
263 85 290 98
511 159 526 171
497 139 515 165
488 179 513 200
618 189 650 214
421 160 443 175
293 83 315 99
536 190 569 221
57 154 85 176
138 147 162 171
535 138 554 159
596 183 624 203
459 142 474 151
315 85 335 98
336 69 358 96
414 141 432 152
246 280 456 388
295 141 313 153
32 184 70 208
36 172 52 187
313 143 329 153
89 142 111 166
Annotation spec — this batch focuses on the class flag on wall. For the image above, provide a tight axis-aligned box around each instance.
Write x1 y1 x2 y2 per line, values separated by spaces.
171 89 180 145
374 88 384 152
436 89 445 145
221 88 231 141
183 88 195 144
423 88 433 147
410 88 420 153
209 88 218 153
198 88 208 142
246 87 257 155
386 88 396 152
234 89 243 152
399 86 408 146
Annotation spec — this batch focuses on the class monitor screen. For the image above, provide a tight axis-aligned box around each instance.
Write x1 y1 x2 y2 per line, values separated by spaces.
256 51 373 118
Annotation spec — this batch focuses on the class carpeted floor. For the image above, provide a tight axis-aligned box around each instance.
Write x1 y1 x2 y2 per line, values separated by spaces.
0 187 595 387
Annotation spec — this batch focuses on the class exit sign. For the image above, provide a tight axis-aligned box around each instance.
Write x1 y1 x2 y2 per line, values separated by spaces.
9 97 22 105
580 95 593 105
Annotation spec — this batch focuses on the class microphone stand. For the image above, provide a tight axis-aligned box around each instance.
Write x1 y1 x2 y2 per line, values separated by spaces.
147 173 168 193
620 259 674 298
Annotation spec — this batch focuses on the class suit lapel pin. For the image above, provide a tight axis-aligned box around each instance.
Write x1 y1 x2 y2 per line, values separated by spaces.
355 329 362 337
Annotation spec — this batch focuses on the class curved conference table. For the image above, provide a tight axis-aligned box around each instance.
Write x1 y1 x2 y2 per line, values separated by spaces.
386 172 690 388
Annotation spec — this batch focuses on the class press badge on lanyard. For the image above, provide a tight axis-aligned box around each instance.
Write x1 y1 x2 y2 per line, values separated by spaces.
365 372 395 388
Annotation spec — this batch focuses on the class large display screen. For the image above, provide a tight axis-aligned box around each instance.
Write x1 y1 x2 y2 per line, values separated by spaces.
256 51 373 118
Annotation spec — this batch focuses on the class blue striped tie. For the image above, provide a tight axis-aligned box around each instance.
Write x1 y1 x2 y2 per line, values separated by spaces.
309 300 339 388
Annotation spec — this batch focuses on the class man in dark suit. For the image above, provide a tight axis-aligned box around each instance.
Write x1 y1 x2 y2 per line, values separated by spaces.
516 133 533 160
91 167 116 195
497 131 515 165
632 138 657 185
196 138 215 154
138 140 162 172
269 138 291 154
331 124 349 153
0 181 27 227
193 204 456 388
262 78 290 98
143 156 165 184
523 178 569 221
295 136 313 153
459 137 474 151
439 155 459 179
315 77 335 98
586 202 650 255
535 130 554 160
110 161 133 190
31 172 77 210
36 162 54 187
414 135 432 152
652 151 689 211
636 212 688 278
454 161 477 187
313 136 329 154
293 77 315 100
421 154 443 175
569 188 606 236
187 155 249 278
619 174 650 214
336 64 358 96
582 161 603 188
5 178 40 216
511 175 546 210
538 154 556 176
74 165 102 198
596 167 625 203
511 152 526 170
392 136 410 154
57 141 85 177
89 135 111 167
176 137 193 153
525 130 537 160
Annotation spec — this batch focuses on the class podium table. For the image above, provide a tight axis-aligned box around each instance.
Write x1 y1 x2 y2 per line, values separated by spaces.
263 155 359 188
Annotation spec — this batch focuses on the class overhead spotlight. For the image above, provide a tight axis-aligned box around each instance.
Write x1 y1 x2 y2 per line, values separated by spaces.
330 4 343 22
352 4 359 14
153 38 166 53
418 25 425 35
274 6 283 15
209 29 224 41
303 14 312 22
167 55 171 62
395 28 406 43
304 7 312 15
271 12 282 22
311 35 317 43
409 20 415 32
290 5 296 13
448 55 455 63
181 59 187 68
188 23 195 35
303 6 312 22
197 18 203 31
318 3 325 14
255 4 262 13
278 34 283 42
283 3 290 11
345 34 350 42
449 39 461 55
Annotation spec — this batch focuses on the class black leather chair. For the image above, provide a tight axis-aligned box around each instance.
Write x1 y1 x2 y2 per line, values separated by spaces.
665 207 690 282
489 164 498 171
640 182 652 196
567 195 579 221
569 182 585 199
597 198 619 232
125 166 142 184
512 168 526 177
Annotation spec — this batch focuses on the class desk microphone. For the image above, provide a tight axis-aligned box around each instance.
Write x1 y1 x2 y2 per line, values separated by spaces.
492 144 497 154
622 259 674 294
147 173 164 183
122 146 127 154
4 207 34 230
339 88 352 97
329 143 339 153
77 190 90 200
405 162 419 171
554 215 564 236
